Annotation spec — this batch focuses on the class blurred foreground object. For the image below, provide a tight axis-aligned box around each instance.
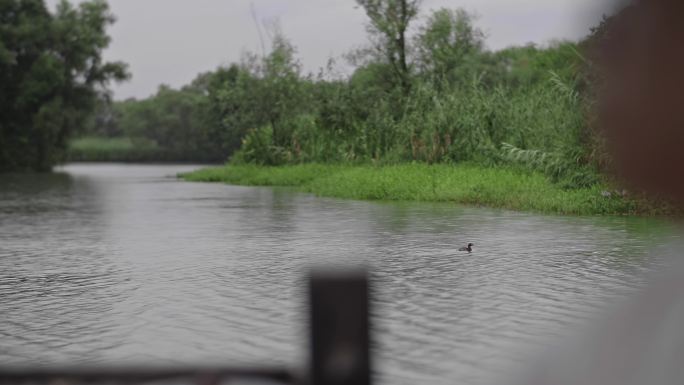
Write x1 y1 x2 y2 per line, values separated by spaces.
0 271 371 385
520 258 684 385
310 270 371 385
519 0 684 384
599 0 684 202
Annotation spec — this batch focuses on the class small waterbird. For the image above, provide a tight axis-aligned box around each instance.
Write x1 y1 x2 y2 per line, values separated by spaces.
459 243 474 253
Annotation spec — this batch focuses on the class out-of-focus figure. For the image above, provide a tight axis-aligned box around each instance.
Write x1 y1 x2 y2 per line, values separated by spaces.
518 1 684 384
600 0 684 201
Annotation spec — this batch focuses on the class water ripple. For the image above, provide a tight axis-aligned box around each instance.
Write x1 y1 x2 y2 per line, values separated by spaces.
0 164 673 385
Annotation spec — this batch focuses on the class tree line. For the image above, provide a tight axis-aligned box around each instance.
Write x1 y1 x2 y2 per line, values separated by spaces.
2 0 618 188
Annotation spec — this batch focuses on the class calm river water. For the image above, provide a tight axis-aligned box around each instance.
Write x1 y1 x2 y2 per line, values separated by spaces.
0 164 674 385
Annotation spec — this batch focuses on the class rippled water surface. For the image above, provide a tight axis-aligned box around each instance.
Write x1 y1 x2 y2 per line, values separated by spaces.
0 164 673 384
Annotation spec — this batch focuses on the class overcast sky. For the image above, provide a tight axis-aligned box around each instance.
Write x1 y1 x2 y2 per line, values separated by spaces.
46 0 616 100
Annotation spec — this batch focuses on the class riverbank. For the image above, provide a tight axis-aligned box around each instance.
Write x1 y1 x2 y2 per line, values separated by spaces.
179 164 670 215
67 137 165 162
67 137 222 163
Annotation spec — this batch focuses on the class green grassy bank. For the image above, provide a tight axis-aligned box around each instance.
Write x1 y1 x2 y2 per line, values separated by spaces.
179 164 668 216
67 137 165 162
66 137 221 163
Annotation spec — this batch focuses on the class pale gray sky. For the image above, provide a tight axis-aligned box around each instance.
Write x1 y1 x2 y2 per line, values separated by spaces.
46 0 616 100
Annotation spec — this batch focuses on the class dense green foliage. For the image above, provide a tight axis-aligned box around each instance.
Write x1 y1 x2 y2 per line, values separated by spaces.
181 164 669 216
67 137 162 162
0 0 664 215
0 0 128 171
80 32 311 163
84 3 604 193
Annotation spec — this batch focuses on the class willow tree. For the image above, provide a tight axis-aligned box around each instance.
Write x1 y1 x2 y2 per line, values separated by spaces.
356 0 421 94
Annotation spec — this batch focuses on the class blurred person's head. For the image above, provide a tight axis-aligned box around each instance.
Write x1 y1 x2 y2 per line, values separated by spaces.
598 0 684 203
520 6 684 384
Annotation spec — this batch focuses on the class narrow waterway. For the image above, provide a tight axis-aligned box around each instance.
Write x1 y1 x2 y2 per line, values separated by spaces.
0 164 672 384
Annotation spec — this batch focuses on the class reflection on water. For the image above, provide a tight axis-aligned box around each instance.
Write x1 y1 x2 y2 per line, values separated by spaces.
0 163 674 384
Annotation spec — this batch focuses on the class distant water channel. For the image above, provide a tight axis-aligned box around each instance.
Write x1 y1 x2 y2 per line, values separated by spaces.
0 164 674 385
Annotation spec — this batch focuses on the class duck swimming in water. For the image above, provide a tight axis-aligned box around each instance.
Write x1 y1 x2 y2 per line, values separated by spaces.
459 243 474 253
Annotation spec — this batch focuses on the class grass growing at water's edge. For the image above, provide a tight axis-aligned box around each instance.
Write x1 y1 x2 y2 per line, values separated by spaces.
179 164 673 216
67 137 163 162
66 137 222 163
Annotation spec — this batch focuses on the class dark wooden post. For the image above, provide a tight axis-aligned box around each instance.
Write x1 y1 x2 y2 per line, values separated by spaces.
309 270 371 385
